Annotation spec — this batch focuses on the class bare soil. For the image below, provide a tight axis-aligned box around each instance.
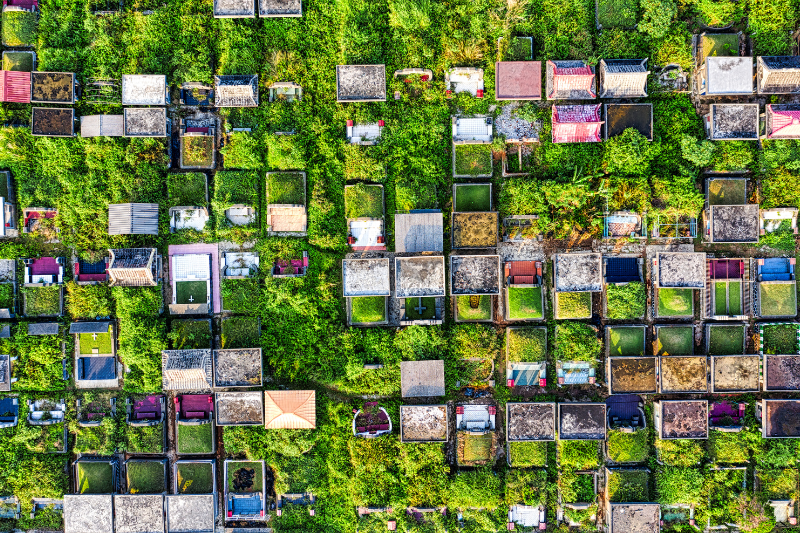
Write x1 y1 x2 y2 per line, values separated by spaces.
661 401 706 439
609 358 657 393
611 504 659 533
451 255 499 295
559 404 605 440
337 65 386 100
507 403 554 441
31 72 73 103
660 356 707 392
766 355 800 390
400 406 447 441
32 108 73 136
452 212 497 248
713 355 759 392
765 401 800 437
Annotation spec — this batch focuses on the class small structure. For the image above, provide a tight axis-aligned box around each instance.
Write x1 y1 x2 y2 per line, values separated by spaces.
0 70 31 103
603 211 646 238
394 212 443 253
606 394 646 430
215 75 258 107
400 360 445 398
108 203 159 235
32 107 74 137
268 81 302 101
504 261 545 322
213 348 262 388
494 61 541 100
700 56 753 96
346 120 383 145
22 256 63 285
711 355 760 392
170 206 209 233
0 496 20 520
271 252 308 278
761 399 800 438
655 400 708 439
552 105 603 143
336 65 386 102
756 258 797 318
554 253 602 292
506 402 555 442
604 104 653 141
221 251 259 278
180 82 213 106
0 353 13 392
704 104 759 140
757 56 800 94
546 60 596 100
63 495 113 533
215 392 264 426
0 397 18 428
260 0 302 16
22 207 57 236
342 258 390 298
608 355 657 394
394 256 445 299
126 395 165 427
760 206 798 235
213 0 256 17
708 401 746 430
108 248 161 287
264 390 316 429
179 118 215 169
764 354 800 391
80 115 124 137
123 108 169 137
558 403 606 440
598 59 649 98
165 494 216 533
0 172 16 238
174 394 215 455
71 321 119 389
224 460 266 520
445 67 484 97
345 184 385 250
452 115 492 143
702 257 750 319
169 247 218 315
654 252 706 289
456 404 497 466
161 349 213 391
509 506 546 530
607 503 659 533
266 171 307 235
764 104 800 139
121 74 168 106
114 495 164 533
400 405 448 442
704 185 759 244
30 71 76 104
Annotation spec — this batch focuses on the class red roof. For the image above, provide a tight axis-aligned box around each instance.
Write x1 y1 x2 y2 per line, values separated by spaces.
767 104 800 138
552 105 603 143
549 61 596 98
0 71 31 103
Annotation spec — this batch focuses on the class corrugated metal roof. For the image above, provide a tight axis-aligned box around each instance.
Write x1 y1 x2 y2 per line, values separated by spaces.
0 71 31 103
108 203 159 235
263 390 316 429
28 322 59 336
767 104 800 138
394 212 443 252
552 105 603 143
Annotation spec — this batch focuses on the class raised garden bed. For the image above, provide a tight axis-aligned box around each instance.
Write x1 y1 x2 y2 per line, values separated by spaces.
2 51 34 71
657 288 693 317
508 441 548 467
350 296 387 325
220 316 260 348
22 286 62 317
453 183 491 212
507 403 555 442
399 405 447 442
213 171 259 232
711 355 760 392
655 438 705 467
655 326 694 355
765 355 800 391
267 172 306 205
76 461 115 494
175 461 215 494
606 468 651 502
660 356 707 393
606 429 649 463
607 326 645 356
558 468 597 502
457 431 497 466
657 401 707 440
609 357 657 394
507 327 547 362
456 295 492 321
760 323 800 354
226 461 264 493
506 286 543 320
605 282 646 319
559 403 606 440
125 423 164 454
707 324 745 355
177 423 214 454
2 10 37 47
126 460 166 494
556 291 592 319
452 212 497 248
759 283 797 317
707 429 752 464
453 144 492 177
180 136 215 168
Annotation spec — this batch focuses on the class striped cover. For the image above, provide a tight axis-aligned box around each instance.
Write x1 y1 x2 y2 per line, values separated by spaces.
0 71 31 103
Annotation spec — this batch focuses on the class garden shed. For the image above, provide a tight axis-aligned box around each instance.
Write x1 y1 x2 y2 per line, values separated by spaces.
757 56 800 93
707 205 759 243
452 115 493 143
395 256 445 298
272 252 308 278
0 397 17 428
400 405 448 442
705 104 759 140
108 203 159 235
765 104 800 139
700 56 753 95
450 254 501 295
552 105 602 143
165 495 215 533
22 256 63 285
346 120 382 144
394 212 443 252
654 252 706 288
121 74 168 105
546 60 596 99
215 391 264 425
342 258 390 297
71 321 118 389
63 495 113 533
215 75 258 107
761 399 800 437
554 253 602 292
30 71 75 104
180 82 213 106
260 0 302 16
400 360 445 397
604 104 652 140
161 349 213 391
445 67 484 97
214 0 255 17
607 503 659 533
558 403 606 440
494 61 541 100
32 107 74 136
169 245 220 315
655 400 708 439
80 115 123 137
598 59 649 98
123 108 169 137
336 65 386 102
114 495 164 533
0 70 30 103
108 248 161 287
264 390 316 429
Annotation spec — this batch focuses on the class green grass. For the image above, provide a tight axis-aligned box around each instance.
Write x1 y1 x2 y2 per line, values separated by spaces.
762 323 799 354
508 441 547 467
608 327 645 356
170 319 211 349
453 144 492 176
227 462 263 492
760 283 797 317
607 429 650 463
507 327 547 362
168 172 206 206
176 462 214 494
66 282 113 319
79 331 113 355
756 469 800 501
715 281 742 316
181 136 214 167
697 0 744 26
77 462 114 494
656 467 705 505
708 179 746 206
221 278 260 314
126 461 165 494
558 440 600 469
351 296 386 323
457 295 492 321
267 172 306 205
454 184 491 212
597 0 638 27
265 133 305 170
505 37 533 60
177 423 213 454
125 424 164 454
175 281 208 305
507 286 543 319
656 327 694 355
554 322 601 362
2 51 34 72
74 418 116 455
344 184 383 219
556 291 592 318
606 470 650 502
558 470 596 503
700 33 739 61
2 10 37 47
708 325 745 355
605 282 645 319
707 429 754 464
714 282 727 315
655 439 705 467
220 316 260 348
657 288 693 317
404 297 436 320
22 287 61 317
729 281 742 314
0 283 14 309
459 432 493 463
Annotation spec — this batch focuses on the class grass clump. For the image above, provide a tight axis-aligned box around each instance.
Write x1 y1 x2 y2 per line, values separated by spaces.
606 282 645 319
351 296 386 324
508 441 547 467
607 326 645 356
558 469 596 503
657 288 693 317
597 0 638 27
457 295 492 321
554 322 601 362
761 323 799 354
559 440 600 469
507 327 547 362
22 286 61 317
606 469 650 502
453 144 492 177
655 439 705 466
344 184 383 219
169 319 211 349
267 172 305 205
607 429 649 463
125 424 164 454
556 291 592 318
66 282 113 319
168 172 206 206
656 326 694 355
708 325 745 355
707 429 756 464
507 286 543 320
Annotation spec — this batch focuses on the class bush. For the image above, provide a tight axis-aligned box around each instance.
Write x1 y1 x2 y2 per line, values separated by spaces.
447 469 501 510
656 467 704 505
655 438 705 466
388 0 432 32
168 172 206 206
554 322 601 362
607 429 650 463
66 282 113 319
265 134 305 171
638 0 676 38
696 0 744 26
508 441 548 467
606 282 646 319
556 292 592 318
602 129 657 175
505 469 548 506
221 132 262 170
558 440 600 469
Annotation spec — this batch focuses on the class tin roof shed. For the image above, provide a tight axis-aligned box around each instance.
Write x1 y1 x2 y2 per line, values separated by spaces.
598 59 649 98
757 56 800 94
546 60 596 100
108 203 159 235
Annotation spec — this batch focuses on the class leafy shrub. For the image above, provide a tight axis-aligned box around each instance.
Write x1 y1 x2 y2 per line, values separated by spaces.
656 467 704 504
607 429 650 463
505 469 548 506
21 286 61 317
2 11 37 47
709 142 755 172
506 327 547 362
748 0 796 55
707 429 757 464
554 322 601 362
638 0 676 38
221 132 262 170
388 0 431 32
447 468 501 510
168 172 206 206
650 29 694 69
265 134 305 171
606 282 646 319
453 145 492 177
602 129 657 175
12 324 66 391
344 184 383 219
221 278 261 314
655 438 705 466
606 469 649 502
597 0 638 28
696 0 744 26
761 166 800 209
559 440 600 469
558 469 596 502
66 282 113 319
596 29 648 59
681 135 715 168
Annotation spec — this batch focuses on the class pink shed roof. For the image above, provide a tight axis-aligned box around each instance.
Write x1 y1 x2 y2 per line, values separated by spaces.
552 105 603 143
548 61 596 99
0 71 31 103
767 105 800 138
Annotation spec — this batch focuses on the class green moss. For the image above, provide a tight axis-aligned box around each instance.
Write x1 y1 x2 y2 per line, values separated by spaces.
556 291 592 318
507 286 543 319
351 296 386 323
177 423 213 454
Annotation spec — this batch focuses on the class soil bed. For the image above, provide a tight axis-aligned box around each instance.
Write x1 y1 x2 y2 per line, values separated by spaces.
765 355 800 390
765 400 800 437
451 256 499 295
31 72 73 103
32 108 73 136
660 401 706 439
559 404 605 440
611 504 659 533
507 403 554 441
606 104 652 139
215 393 262 425
610 357 657 393
452 212 497 248
400 405 447 441
660 356 707 392
712 355 759 391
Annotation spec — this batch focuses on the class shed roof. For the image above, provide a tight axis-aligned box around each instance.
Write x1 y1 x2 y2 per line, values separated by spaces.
609 503 659 533
109 248 159 287
214 75 258 107
69 321 112 334
400 360 445 397
394 212 444 252
0 70 31 103
599 59 649 98
709 104 759 140
705 56 753 95
711 204 759 242
162 349 213 391
495 61 542 100
108 203 159 235
215 391 264 425
656 252 706 288
758 56 800 93
28 322 59 336
264 390 316 429
114 495 164 533
546 60 596 99
766 104 800 139
80 115 124 138
165 495 215 533
552 105 602 143
342 258 390 297
64 495 113 533
121 74 167 105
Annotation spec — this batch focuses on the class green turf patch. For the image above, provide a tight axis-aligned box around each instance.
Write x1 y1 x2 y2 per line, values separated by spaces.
227 462 263 492
508 441 547 467
458 432 493 464
77 461 114 494
607 326 645 356
220 316 260 348
605 282 645 319
125 424 164 454
177 462 215 494
760 283 797 317
454 144 492 176
2 51 34 72
170 319 211 349
556 291 591 318
344 183 383 219
267 172 306 205
351 296 386 323
607 429 650 463
2 10 37 47
656 326 694 355
168 172 207 206
127 461 165 494
554 322 601 362
507 327 547 362
404 297 436 320
700 33 739 62
728 281 742 314
79 331 113 355
175 281 208 305
507 286 543 319
761 323 799 354
457 295 492 321
606 469 650 502
714 282 727 315
177 423 213 454
22 286 61 317
708 325 745 355
708 179 746 206
657 288 693 317
454 184 491 212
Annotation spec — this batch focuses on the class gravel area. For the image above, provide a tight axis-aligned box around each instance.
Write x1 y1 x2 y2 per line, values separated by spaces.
495 103 541 141
766 355 800 390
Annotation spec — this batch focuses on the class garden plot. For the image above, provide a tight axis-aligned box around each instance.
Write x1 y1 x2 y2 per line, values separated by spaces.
74 394 117 455
213 171 259 233
507 402 555 443
506 327 547 386
180 136 215 169
457 431 497 466
345 184 385 249
31 72 75 104
126 460 166 494
215 392 263 426
656 400 707 439
706 324 745 355
660 356 707 393
336 65 386 102
456 295 492 321
555 291 591 319
453 183 491 212
765 355 800 391
655 326 694 355
555 253 602 292
760 323 800 354
394 256 445 298
451 212 497 248
711 355 760 392
605 468 651 502
606 326 645 356
559 403 606 440
168 172 207 207
170 319 211 349
451 255 500 295
213 348 262 388
556 323 600 386
605 282 646 320
399 405 447 442
32 107 74 136
707 467 747 528
708 428 751 466
2 9 37 47
506 285 544 321
177 421 214 455
606 429 650 464
755 468 799 524
452 144 493 178
3 50 35 71
175 461 215 494
609 357 657 394
349 296 387 325
21 286 62 317
608 503 660 533
758 282 797 317
75 460 116 494
508 440 548 467
656 288 694 318
220 316 260 349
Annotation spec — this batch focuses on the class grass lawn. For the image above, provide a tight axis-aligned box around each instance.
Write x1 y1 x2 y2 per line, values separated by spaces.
459 432 492 463
177 462 214 494
344 184 383 219
700 33 740 62
170 319 211 349
2 10 37 47
760 283 797 317
127 461 165 494
707 429 752 464
605 282 646 319
457 295 492 321
762 323 799 354
714 282 726 315
454 184 491 212
656 327 694 355
220 316 260 348
351 296 386 323
608 326 645 356
404 297 436 320
267 172 305 205
556 291 591 318
708 179 746 206
125 424 164 454
507 327 547 362
168 172 206 206
177 423 213 454
657 288 693 317
508 441 547 467
708 325 745 355
606 470 650 502
221 278 260 313
22 286 61 317
729 281 742 314
607 429 650 463
454 144 492 176
597 0 637 28
74 421 116 455
181 136 214 167
175 281 208 305
505 37 533 60
508 286 543 319
227 462 263 492
2 51 33 71
77 461 114 494
79 331 113 355
715 281 742 316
